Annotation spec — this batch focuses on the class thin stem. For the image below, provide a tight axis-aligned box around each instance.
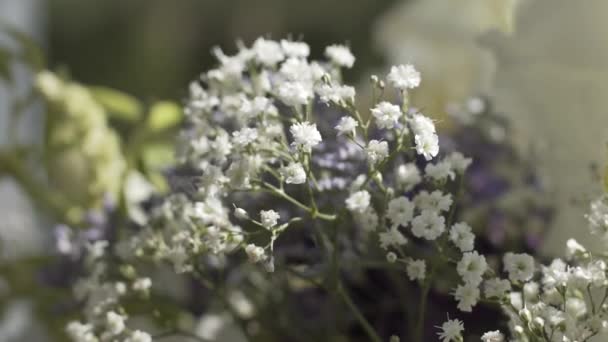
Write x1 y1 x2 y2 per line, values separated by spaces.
337 283 383 342
415 266 436 342
260 181 336 221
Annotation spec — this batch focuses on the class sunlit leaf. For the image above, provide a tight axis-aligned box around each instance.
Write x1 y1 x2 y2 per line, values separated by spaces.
146 101 182 132
89 86 143 122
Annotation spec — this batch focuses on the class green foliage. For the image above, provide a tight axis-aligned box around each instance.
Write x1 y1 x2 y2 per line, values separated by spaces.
90 86 144 122
146 100 183 132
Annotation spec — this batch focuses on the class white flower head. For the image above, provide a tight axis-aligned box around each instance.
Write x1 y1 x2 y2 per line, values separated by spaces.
446 152 472 173
395 163 422 191
406 259 426 281
260 210 280 228
126 330 152 342
387 64 421 90
106 311 126 336
415 190 452 212
425 160 455 181
325 44 355 68
411 210 445 240
484 278 511 299
371 101 402 129
280 39 310 58
280 162 307 184
290 121 322 152
335 116 358 136
481 330 504 342
457 251 487 286
379 227 408 249
503 253 535 283
449 222 475 252
454 282 480 312
253 38 284 66
410 114 439 161
132 277 152 293
346 190 371 213
245 244 266 263
366 140 389 165
436 318 464 342
316 83 355 105
386 196 415 228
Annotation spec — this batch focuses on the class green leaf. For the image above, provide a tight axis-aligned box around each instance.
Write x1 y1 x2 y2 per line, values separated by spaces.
146 101 182 132
89 86 143 122
0 47 12 82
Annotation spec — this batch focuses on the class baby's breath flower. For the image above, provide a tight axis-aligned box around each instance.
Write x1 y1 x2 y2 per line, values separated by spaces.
481 330 504 342
457 251 487 286
280 162 307 184
454 282 480 312
406 259 426 281
346 190 371 213
325 44 355 68
484 278 511 299
446 152 472 173
379 228 408 249
280 39 310 58
290 122 322 152
395 163 422 190
260 210 280 229
371 102 402 129
436 318 464 342
132 277 152 293
386 196 415 228
411 210 445 240
234 207 249 220
425 160 456 181
387 64 421 90
449 222 475 252
277 82 313 106
106 311 126 336
386 252 398 263
316 83 355 105
245 244 266 263
334 116 358 136
414 190 452 212
126 330 152 342
410 114 439 161
253 38 285 66
504 253 535 283
366 140 389 165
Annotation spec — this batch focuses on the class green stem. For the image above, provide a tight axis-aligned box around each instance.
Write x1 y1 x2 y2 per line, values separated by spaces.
337 283 383 342
414 266 436 342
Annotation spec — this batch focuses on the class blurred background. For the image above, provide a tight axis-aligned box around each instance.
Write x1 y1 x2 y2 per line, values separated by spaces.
2 0 608 340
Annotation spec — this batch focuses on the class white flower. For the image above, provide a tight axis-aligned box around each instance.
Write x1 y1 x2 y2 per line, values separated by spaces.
132 277 152 293
386 252 398 263
346 190 371 213
484 278 511 299
252 38 284 66
126 330 152 342
411 210 445 240
587 195 608 236
425 160 455 181
446 152 472 173
371 102 402 129
436 318 464 342
387 64 420 90
277 82 313 106
316 84 355 105
457 251 487 286
260 210 280 228
354 207 379 232
565 238 587 259
379 227 408 249
386 197 415 228
335 116 358 136
232 127 258 147
504 253 535 283
280 162 307 184
106 311 126 335
454 282 480 312
280 40 310 58
481 330 504 342
66 321 96 342
415 190 452 212
541 259 569 290
410 114 439 160
449 222 475 252
395 163 422 190
86 240 109 260
366 140 389 164
290 121 322 152
325 44 355 68
245 244 265 263
406 259 426 281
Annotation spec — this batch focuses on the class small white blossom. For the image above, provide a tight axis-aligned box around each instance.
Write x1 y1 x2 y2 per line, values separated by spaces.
504 253 535 283
484 278 511 299
280 40 310 58
371 102 402 129
252 38 284 66
457 251 487 286
290 121 322 152
335 116 358 136
395 163 422 191
277 82 313 106
316 83 355 105
436 318 464 342
385 197 414 229
125 330 152 342
232 127 258 147
325 44 355 68
354 207 379 232
132 277 152 293
260 210 280 228
406 259 426 281
587 195 608 236
425 160 455 181
366 140 389 165
481 330 504 342
415 190 452 212
411 210 445 240
106 311 126 336
387 64 421 90
66 321 97 342
449 223 475 252
386 252 398 263
566 238 587 259
446 152 472 173
280 162 307 184
346 190 371 213
410 114 439 161
454 282 480 312
379 227 408 249
245 244 265 263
